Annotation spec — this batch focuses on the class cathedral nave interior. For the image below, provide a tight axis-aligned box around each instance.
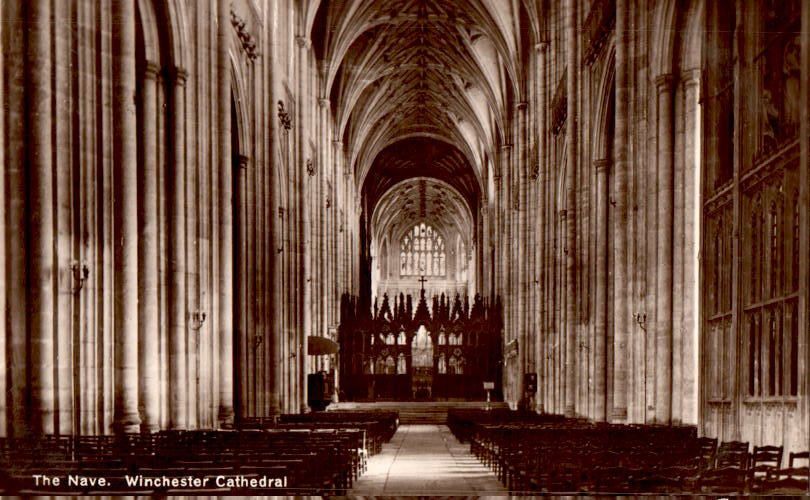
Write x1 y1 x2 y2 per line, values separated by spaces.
0 0 808 495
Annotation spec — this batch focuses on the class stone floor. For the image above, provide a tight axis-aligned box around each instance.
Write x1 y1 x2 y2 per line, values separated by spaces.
349 424 506 496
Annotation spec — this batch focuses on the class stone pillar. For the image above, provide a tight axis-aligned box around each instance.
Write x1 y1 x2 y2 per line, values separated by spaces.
655 74 674 423
27 0 55 434
54 0 73 435
139 62 161 432
594 159 610 421
0 0 6 438
298 35 311 412
492 172 501 299
217 0 234 427
169 66 188 429
517 102 528 407
681 70 700 425
112 0 141 433
6 0 26 438
564 0 578 418
612 0 630 422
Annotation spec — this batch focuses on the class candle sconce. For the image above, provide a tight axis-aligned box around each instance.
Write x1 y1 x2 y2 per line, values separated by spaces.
190 309 207 330
71 261 89 294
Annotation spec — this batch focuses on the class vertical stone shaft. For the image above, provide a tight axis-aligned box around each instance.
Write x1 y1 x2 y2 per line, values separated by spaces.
612 0 629 421
54 0 73 435
5 0 27 439
186 66 199 427
139 62 161 432
169 67 188 429
564 0 578 417
217 0 234 427
594 159 610 421
0 0 6 438
799 0 810 448
517 102 528 406
298 36 311 412
27 0 55 434
112 0 140 433
655 74 674 423
681 71 700 424
267 2 281 415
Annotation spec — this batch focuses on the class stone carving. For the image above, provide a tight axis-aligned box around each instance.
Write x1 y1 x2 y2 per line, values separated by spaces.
230 9 259 60
306 158 314 177
583 0 615 65
551 70 567 135
277 100 292 130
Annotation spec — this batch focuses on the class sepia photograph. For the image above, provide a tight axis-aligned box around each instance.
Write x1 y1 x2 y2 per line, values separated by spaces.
0 0 808 496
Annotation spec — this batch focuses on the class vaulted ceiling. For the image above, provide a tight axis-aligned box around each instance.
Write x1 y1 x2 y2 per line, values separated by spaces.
371 177 473 252
307 0 539 246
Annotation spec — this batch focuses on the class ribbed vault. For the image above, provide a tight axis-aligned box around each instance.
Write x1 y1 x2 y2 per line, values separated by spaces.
371 177 473 253
312 0 527 195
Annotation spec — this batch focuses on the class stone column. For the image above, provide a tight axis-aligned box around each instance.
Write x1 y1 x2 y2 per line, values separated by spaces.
517 102 528 407
112 0 141 434
27 0 55 434
54 0 73 435
536 41 549 414
655 74 674 423
681 70 700 425
6 0 27 437
0 0 6 437
594 159 610 421
492 172 501 299
612 0 630 422
564 0 578 418
169 66 188 429
298 35 311 412
139 62 161 432
217 0 234 427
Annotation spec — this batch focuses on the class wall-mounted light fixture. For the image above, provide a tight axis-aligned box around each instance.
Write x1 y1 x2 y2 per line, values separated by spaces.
190 310 207 330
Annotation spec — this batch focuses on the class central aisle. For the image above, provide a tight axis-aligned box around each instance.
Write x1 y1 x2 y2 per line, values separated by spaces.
349 424 506 495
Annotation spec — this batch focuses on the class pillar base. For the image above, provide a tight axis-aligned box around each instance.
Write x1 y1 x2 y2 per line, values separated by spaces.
218 408 235 429
112 418 141 434
140 422 160 433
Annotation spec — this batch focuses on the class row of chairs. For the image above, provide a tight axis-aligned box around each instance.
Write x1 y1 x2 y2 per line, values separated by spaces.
448 409 808 495
0 411 399 496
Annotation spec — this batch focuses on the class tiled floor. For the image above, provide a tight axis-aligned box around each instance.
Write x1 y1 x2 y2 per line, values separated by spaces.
349 424 506 496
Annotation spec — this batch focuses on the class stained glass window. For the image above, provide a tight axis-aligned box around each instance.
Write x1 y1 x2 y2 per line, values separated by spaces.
400 222 446 277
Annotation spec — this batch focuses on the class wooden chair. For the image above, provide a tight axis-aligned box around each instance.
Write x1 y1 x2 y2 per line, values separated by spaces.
716 440 749 469
755 466 809 494
790 450 809 468
748 444 783 490
698 466 747 494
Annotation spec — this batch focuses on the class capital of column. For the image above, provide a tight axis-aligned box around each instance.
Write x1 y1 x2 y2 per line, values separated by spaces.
535 41 549 52
168 66 188 86
594 158 611 174
516 101 528 111
143 61 161 80
680 68 700 89
296 36 311 49
500 144 513 152
237 154 249 170
654 73 675 92
319 98 330 109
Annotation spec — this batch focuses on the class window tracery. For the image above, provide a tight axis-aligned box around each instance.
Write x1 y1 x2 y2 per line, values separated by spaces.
400 223 446 277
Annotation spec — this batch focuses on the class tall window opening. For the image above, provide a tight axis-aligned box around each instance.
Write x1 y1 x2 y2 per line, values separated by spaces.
400 222 446 277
